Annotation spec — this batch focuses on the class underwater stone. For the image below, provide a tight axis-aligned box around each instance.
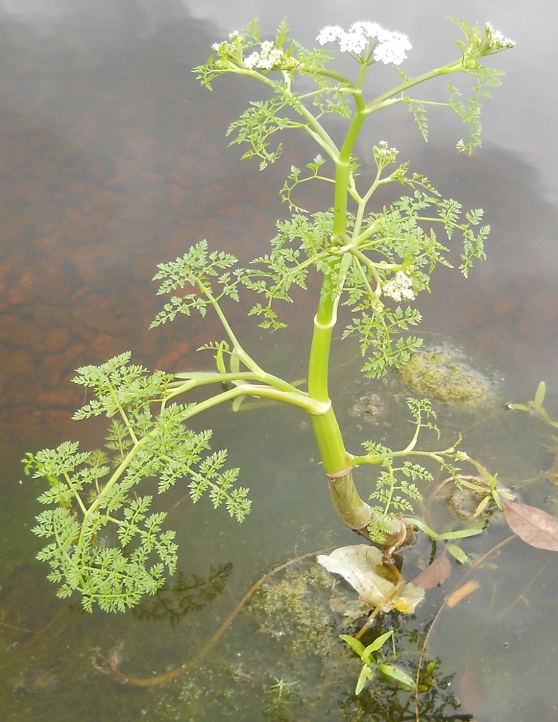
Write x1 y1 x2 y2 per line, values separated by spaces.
400 346 496 404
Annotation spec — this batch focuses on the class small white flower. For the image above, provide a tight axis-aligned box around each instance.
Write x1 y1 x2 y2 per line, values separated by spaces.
373 31 412 66
211 42 220 52
260 40 274 55
316 21 411 65
383 272 415 302
243 41 290 71
243 51 260 69
316 25 344 44
350 21 382 38
228 30 241 40
339 31 368 55
484 22 515 50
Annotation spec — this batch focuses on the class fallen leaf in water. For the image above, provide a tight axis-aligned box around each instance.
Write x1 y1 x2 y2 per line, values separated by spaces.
412 551 452 589
317 545 425 613
458 663 487 711
446 579 480 608
503 500 558 550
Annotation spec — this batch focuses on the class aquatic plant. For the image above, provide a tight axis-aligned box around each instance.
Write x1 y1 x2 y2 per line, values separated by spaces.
23 19 517 612
340 630 415 695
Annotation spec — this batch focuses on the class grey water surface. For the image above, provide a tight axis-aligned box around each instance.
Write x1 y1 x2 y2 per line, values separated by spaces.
0 1 557 720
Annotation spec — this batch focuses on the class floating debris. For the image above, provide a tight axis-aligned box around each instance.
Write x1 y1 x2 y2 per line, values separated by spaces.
348 393 385 423
317 545 425 613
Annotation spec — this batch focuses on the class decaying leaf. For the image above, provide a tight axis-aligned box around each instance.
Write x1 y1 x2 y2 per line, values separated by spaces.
316 545 425 613
503 500 558 551
412 551 452 589
446 579 479 608
458 663 488 711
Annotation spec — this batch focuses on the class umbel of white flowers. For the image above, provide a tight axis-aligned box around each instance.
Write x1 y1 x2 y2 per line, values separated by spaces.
316 20 515 63
210 20 515 73
316 21 412 64
382 271 416 302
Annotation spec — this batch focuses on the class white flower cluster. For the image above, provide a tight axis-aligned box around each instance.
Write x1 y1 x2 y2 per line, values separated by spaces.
484 22 515 50
382 271 415 302
317 22 412 65
244 40 288 70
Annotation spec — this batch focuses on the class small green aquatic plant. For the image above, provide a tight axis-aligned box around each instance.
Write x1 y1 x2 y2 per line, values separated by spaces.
340 630 415 695
23 19 516 612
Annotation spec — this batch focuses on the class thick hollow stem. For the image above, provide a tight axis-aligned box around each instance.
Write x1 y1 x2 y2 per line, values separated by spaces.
326 469 372 530
309 303 373 530
304 101 378 533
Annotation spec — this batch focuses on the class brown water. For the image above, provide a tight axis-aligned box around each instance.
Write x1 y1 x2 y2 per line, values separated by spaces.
1 1 558 720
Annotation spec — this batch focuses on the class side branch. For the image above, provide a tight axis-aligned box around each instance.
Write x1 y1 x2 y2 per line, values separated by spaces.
171 383 330 417
365 60 464 115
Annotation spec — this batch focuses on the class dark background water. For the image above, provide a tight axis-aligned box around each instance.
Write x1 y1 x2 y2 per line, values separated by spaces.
0 1 557 720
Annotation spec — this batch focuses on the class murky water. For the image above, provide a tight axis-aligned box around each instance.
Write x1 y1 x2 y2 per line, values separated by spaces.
1 1 558 720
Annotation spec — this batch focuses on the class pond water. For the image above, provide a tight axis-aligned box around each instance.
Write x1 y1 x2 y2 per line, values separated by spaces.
1 0 558 720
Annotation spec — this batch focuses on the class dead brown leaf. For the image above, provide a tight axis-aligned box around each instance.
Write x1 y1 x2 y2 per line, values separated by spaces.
503 500 558 551
412 551 452 589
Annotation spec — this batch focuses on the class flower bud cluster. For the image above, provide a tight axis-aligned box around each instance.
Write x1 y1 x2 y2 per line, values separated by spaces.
212 32 298 73
212 30 243 53
373 142 399 167
317 22 412 65
484 22 515 50
382 271 416 302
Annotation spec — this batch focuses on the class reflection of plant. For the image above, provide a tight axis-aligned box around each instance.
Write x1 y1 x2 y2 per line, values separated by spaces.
24 19 515 612
133 562 233 626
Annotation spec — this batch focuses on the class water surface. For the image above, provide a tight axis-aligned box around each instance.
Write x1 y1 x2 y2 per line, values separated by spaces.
1 1 557 720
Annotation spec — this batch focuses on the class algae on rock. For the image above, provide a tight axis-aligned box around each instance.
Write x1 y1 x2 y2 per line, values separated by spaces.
400 346 497 404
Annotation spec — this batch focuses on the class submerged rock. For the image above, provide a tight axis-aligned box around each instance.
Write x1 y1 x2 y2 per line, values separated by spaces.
12 666 59 694
400 346 497 404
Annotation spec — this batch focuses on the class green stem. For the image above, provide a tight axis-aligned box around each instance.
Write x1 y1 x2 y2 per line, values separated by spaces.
176 383 329 418
304 97 376 531
332 104 365 240
198 279 265 377
351 447 457 467
234 67 340 159
78 437 150 546
63 470 87 515
166 371 305 400
364 59 465 115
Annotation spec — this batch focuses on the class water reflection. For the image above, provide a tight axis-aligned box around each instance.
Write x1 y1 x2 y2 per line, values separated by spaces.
133 562 233 626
